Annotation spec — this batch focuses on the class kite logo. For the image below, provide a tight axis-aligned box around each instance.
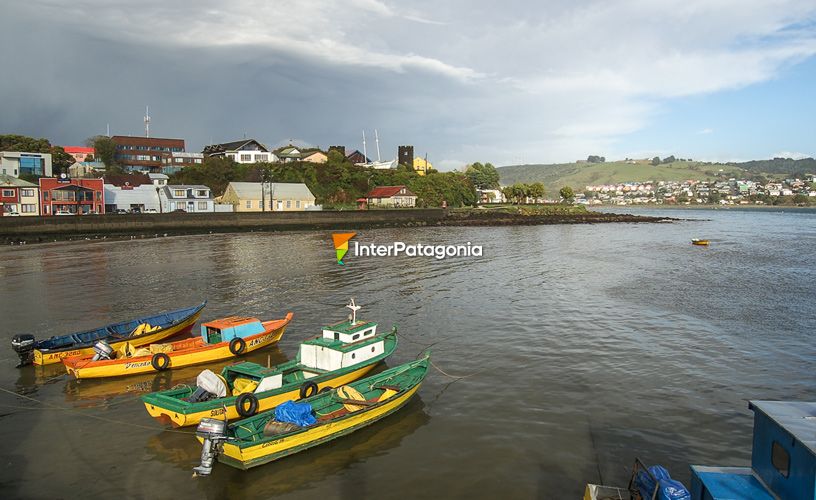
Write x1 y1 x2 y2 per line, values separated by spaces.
332 233 356 265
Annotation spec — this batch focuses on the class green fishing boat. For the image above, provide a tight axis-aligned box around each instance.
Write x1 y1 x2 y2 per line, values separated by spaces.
143 301 398 427
193 355 430 474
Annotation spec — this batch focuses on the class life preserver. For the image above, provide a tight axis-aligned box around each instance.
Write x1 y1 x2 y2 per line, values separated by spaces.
151 352 170 371
236 393 259 417
229 338 246 356
299 381 319 399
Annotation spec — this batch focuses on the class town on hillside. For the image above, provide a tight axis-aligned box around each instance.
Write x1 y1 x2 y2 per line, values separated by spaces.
0 132 445 216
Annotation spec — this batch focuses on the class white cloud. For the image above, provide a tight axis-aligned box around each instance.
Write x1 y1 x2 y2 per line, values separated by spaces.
697 128 714 134
8 0 816 166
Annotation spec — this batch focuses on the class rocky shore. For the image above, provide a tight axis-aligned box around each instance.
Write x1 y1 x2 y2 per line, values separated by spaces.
0 208 674 245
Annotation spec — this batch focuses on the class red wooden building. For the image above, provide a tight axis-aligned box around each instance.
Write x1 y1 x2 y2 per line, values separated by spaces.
39 178 105 215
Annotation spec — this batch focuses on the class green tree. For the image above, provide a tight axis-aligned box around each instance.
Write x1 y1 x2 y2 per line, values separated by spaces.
50 146 74 174
559 185 575 203
528 182 545 202
662 155 676 164
465 162 500 190
0 134 51 153
651 156 661 166
87 135 119 172
793 193 809 205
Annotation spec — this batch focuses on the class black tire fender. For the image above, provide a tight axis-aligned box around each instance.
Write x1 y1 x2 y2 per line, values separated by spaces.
151 352 170 371
229 337 247 356
299 381 319 399
235 393 259 417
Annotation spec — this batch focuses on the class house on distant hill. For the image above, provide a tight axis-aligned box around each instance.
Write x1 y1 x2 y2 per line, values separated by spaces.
301 151 328 164
275 146 302 163
221 182 316 212
366 185 417 208
63 146 94 163
346 150 369 164
203 139 277 163
413 157 433 176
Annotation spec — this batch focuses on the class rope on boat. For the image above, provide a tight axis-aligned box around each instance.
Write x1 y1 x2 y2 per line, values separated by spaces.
428 358 481 380
0 385 195 435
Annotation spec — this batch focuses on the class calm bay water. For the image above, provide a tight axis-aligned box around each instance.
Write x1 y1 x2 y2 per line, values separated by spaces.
1 208 815 499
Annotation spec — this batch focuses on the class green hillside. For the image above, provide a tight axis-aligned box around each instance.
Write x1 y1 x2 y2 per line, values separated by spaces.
497 161 748 188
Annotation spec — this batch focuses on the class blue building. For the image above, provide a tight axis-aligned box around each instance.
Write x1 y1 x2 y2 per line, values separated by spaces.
0 151 53 178
690 401 816 500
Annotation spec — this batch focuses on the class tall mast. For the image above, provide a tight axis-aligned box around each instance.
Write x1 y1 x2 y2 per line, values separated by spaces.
144 106 150 138
362 130 367 163
375 129 381 162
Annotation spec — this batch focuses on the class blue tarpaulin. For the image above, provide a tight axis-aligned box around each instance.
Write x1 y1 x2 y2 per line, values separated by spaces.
636 465 691 500
274 400 317 427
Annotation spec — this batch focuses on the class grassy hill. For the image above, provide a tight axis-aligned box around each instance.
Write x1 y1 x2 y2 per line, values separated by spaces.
496 160 749 188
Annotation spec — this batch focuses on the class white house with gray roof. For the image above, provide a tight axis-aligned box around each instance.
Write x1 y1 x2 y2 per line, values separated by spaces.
162 185 215 212
221 181 316 212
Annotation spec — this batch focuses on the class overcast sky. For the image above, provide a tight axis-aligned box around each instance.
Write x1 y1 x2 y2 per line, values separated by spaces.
2 0 815 168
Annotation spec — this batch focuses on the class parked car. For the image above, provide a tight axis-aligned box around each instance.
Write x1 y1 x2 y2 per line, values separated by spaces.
144 208 158 214
55 210 73 216
3 211 20 217
172 209 186 213
130 207 142 214
114 209 128 215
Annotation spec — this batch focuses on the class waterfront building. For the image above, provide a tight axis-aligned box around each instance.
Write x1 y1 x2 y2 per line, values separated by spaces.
412 156 433 176
111 135 186 173
162 185 215 213
0 151 53 178
0 175 39 216
366 185 417 208
202 139 277 164
221 182 316 212
103 173 166 213
38 178 104 215
62 146 95 163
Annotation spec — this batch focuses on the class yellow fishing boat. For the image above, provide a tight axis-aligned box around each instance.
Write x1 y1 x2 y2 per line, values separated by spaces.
63 313 292 379
691 239 710 246
193 355 429 474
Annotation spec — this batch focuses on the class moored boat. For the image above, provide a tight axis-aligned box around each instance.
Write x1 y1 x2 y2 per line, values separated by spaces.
63 312 292 379
142 307 398 426
10 302 206 366
192 354 429 474
691 239 710 246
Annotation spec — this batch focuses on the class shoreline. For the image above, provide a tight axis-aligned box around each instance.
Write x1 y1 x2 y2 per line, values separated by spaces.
0 209 674 245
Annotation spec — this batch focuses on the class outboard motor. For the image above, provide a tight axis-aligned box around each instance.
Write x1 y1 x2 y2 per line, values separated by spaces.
11 334 37 366
193 417 228 476
92 341 114 361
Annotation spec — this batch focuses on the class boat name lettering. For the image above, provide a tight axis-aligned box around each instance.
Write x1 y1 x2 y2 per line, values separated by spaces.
262 439 283 448
248 334 273 347
210 407 226 417
125 361 152 369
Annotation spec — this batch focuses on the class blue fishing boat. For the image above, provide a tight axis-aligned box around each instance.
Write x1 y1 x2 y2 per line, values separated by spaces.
584 400 815 499
690 400 815 500
10 301 206 366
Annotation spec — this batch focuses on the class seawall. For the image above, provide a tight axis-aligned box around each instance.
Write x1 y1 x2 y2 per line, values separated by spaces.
0 209 672 244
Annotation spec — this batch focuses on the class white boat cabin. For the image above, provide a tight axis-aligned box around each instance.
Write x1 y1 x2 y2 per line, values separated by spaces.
298 317 384 373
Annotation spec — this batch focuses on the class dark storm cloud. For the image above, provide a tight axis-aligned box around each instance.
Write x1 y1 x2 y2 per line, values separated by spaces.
2 0 815 167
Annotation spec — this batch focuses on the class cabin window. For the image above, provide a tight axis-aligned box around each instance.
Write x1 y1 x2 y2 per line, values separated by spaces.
371 346 375 352
206 327 222 344
352 334 360 340
351 353 356 359
771 441 790 478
